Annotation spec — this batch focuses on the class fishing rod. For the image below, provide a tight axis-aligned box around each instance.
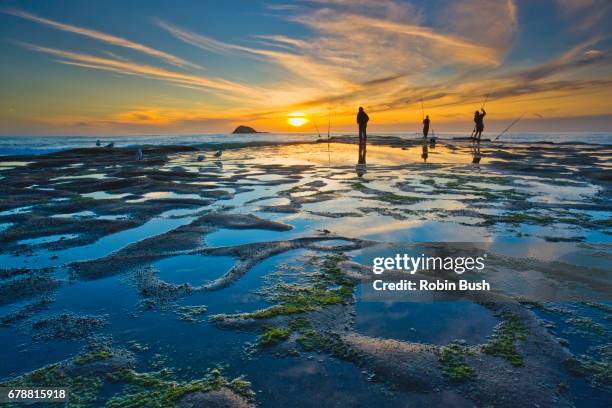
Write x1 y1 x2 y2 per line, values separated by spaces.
327 108 331 139
313 119 321 139
421 96 425 120
481 93 489 109
493 112 525 142
327 108 331 168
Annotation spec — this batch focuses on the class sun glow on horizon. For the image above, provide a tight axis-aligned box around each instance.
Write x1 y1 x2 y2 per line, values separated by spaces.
287 113 308 127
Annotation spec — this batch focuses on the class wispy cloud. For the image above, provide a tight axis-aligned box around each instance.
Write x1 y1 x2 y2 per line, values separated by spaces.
17 42 260 97
1 7 200 69
156 18 357 92
439 0 517 51
556 0 612 33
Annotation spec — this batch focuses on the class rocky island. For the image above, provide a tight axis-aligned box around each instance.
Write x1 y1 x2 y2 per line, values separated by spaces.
232 125 262 134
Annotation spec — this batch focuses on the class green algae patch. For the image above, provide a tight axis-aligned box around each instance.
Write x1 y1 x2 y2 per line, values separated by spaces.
0 342 137 406
288 316 312 332
74 348 112 365
566 345 612 388
0 341 255 407
0 363 104 407
482 312 528 367
566 317 606 334
439 341 475 382
580 359 612 387
175 305 207 323
31 311 108 341
210 254 355 322
106 367 255 408
296 331 360 360
258 326 291 347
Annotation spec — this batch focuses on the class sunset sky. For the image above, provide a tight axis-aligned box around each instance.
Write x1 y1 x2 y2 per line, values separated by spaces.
1 0 611 135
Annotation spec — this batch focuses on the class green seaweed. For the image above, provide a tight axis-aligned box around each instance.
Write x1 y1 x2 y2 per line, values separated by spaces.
211 254 354 321
258 326 291 347
73 349 112 365
439 341 475 382
482 312 527 367
175 305 207 323
1 363 103 407
288 316 312 332
106 367 255 408
581 359 612 387
566 317 606 334
1 343 255 408
296 331 359 360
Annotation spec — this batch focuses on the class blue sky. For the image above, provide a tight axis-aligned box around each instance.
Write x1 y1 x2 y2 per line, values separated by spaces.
1 0 611 135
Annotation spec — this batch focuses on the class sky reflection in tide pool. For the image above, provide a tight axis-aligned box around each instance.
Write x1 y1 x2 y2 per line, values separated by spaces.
354 298 498 345
0 139 610 407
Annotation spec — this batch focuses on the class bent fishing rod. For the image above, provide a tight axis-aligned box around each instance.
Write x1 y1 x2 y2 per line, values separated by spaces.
493 112 525 142
327 108 331 168
313 119 321 139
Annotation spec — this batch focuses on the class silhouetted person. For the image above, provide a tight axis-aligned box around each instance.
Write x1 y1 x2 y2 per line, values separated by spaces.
357 107 369 163
423 115 430 138
473 108 486 142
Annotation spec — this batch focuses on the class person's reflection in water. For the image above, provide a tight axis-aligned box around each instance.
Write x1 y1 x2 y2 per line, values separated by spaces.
421 138 429 162
471 143 482 169
356 142 367 177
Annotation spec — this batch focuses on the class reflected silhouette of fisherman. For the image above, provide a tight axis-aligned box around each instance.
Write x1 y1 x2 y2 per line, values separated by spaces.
355 159 367 177
421 138 429 162
473 108 486 142
422 115 430 138
357 107 369 164
471 143 482 168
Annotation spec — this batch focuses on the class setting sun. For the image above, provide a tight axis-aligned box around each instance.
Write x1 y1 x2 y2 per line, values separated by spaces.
287 113 308 127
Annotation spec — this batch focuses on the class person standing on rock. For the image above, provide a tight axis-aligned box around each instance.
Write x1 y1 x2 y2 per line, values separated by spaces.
473 108 486 142
357 106 369 163
423 115 430 138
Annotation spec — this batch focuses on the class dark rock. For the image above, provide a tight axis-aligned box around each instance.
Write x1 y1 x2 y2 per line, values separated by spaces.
232 126 259 134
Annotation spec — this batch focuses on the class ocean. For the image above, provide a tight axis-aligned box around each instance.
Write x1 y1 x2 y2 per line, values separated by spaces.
0 132 610 156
